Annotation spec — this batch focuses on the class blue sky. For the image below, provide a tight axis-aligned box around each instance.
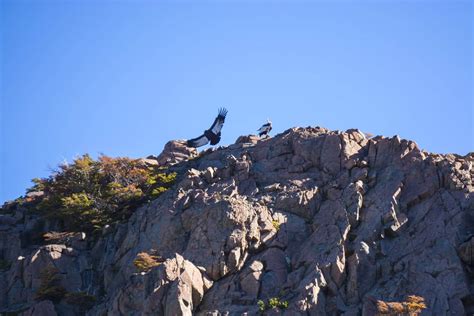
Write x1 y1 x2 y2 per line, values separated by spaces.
1 0 473 203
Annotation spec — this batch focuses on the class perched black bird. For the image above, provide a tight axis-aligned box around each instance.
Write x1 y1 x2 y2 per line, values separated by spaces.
187 108 228 147
257 119 272 138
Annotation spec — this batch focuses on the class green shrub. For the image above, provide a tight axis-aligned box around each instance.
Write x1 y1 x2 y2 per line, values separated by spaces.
268 297 288 309
258 297 289 312
271 220 280 231
28 178 46 193
35 266 67 302
26 154 177 232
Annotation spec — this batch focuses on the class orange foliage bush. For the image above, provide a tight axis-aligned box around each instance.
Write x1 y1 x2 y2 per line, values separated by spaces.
26 154 177 232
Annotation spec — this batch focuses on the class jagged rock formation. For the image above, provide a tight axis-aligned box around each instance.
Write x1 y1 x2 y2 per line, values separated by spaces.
149 140 198 166
0 126 473 315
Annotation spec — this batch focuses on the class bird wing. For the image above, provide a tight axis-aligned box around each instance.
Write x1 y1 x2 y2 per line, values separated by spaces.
257 123 271 132
209 108 228 135
187 134 209 148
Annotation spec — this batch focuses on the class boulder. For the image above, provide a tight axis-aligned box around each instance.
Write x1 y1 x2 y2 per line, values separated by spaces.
154 140 198 166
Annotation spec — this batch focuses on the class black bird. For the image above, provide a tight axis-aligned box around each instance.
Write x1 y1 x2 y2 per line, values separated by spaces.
187 108 228 147
257 119 272 138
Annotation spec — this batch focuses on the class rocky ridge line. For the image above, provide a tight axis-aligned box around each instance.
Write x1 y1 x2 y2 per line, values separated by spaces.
0 126 473 315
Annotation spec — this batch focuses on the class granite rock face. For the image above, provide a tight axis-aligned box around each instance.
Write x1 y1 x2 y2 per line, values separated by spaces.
152 139 198 166
1 126 473 315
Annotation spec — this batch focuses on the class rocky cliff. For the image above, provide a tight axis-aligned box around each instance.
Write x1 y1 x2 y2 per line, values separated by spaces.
1 126 473 315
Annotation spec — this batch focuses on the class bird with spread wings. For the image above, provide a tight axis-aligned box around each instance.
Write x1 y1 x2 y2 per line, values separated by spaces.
187 108 228 148
257 119 272 138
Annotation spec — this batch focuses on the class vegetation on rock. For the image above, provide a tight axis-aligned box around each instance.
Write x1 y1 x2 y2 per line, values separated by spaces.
271 219 281 231
35 266 67 302
42 231 78 243
257 297 289 312
133 251 162 272
375 295 427 315
64 291 97 311
406 295 427 314
35 267 96 310
24 154 177 232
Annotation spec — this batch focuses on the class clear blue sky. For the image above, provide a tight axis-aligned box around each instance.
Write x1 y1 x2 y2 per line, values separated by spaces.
1 0 473 203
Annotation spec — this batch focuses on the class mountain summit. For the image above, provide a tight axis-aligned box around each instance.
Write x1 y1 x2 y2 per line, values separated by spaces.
1 126 473 315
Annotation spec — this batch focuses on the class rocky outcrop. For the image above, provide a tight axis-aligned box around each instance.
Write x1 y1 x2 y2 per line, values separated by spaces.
0 126 473 315
151 140 198 166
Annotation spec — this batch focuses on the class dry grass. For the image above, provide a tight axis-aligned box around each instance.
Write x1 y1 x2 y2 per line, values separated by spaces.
133 252 163 272
43 231 77 243
374 295 426 315
406 295 427 313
